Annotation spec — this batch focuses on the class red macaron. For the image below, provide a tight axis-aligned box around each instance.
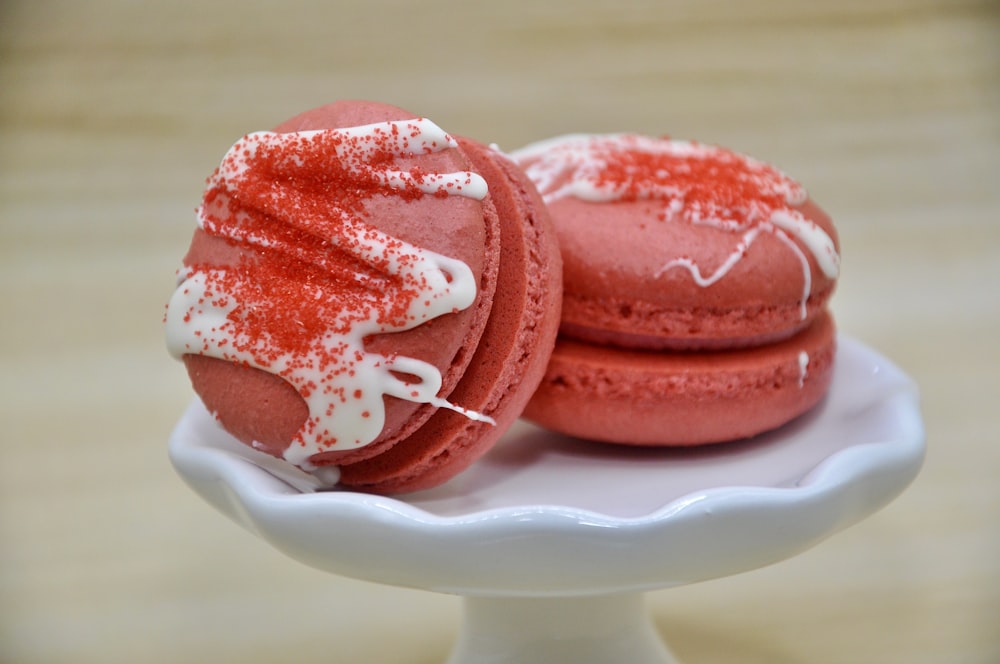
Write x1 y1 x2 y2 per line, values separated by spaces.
165 101 562 493
512 133 840 446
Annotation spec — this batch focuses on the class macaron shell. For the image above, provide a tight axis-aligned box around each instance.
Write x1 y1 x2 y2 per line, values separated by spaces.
524 310 836 446
551 194 838 349
180 101 500 467
337 142 562 493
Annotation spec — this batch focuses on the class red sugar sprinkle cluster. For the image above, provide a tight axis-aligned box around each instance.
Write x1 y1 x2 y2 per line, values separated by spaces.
592 142 802 225
188 127 450 405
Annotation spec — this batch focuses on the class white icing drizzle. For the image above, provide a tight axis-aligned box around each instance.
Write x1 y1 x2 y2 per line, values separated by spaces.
512 134 840 317
797 350 810 388
655 227 764 287
166 119 495 473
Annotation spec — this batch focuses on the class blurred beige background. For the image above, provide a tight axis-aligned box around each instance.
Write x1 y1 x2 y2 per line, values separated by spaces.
1 1 998 662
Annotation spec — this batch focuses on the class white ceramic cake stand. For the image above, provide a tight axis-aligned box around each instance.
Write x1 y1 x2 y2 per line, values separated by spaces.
169 336 924 664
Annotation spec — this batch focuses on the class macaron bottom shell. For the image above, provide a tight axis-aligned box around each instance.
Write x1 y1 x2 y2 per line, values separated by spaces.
524 310 836 446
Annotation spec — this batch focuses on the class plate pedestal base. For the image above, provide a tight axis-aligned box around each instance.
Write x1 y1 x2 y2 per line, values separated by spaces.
447 593 676 664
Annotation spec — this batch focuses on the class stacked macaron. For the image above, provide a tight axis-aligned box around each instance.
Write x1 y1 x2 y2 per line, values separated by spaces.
165 101 562 494
511 133 840 446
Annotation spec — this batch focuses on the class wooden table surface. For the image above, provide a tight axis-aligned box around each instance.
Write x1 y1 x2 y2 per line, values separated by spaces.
2 1 998 662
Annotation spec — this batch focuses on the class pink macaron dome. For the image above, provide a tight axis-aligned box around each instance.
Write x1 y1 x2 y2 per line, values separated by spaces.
165 100 562 494
511 133 841 446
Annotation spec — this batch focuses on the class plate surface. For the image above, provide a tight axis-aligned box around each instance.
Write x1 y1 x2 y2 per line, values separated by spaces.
169 336 924 596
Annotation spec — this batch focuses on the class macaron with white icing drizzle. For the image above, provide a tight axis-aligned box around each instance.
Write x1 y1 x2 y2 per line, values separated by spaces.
511 133 838 446
166 100 562 493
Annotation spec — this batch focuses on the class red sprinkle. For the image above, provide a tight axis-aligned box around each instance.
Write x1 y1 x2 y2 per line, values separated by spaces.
591 140 800 226
189 128 448 449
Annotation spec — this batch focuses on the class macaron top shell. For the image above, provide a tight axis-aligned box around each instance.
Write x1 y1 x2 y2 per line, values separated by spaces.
167 101 501 475
513 134 840 349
